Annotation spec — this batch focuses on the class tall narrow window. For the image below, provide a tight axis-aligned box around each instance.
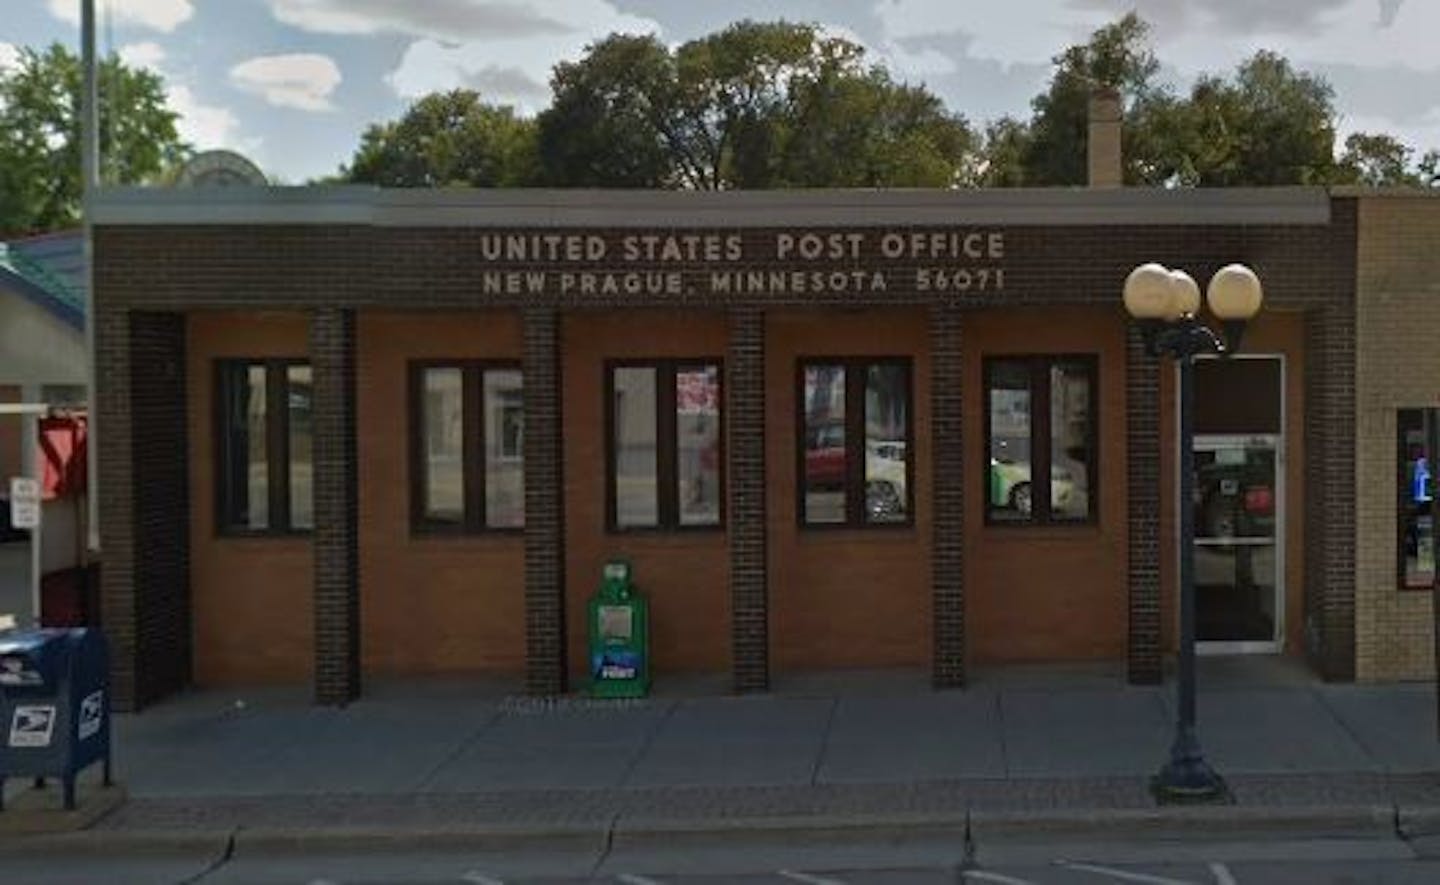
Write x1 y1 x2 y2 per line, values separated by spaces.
1399 408 1438 589
216 359 311 534
799 358 913 528
985 356 1098 525
410 362 524 532
607 360 723 531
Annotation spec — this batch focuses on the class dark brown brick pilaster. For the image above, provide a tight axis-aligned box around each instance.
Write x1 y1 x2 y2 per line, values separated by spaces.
523 308 566 695
312 307 360 705
98 309 190 711
729 308 769 692
1126 325 1162 684
930 304 966 688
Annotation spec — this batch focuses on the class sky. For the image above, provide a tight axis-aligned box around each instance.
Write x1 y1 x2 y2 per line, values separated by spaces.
0 0 1436 183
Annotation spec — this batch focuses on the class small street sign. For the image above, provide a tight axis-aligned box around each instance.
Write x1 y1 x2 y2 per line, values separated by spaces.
8 477 40 529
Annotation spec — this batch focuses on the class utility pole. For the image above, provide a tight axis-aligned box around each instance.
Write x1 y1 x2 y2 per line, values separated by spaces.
81 0 99 555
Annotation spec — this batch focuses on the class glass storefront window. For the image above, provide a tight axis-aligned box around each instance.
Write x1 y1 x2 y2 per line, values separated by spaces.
613 367 660 529
676 366 722 527
608 361 723 531
799 359 911 528
1399 409 1437 589
216 359 311 534
985 356 1098 525
421 367 465 524
411 363 524 532
987 361 1031 523
484 370 525 529
287 365 314 531
802 364 847 525
865 364 909 524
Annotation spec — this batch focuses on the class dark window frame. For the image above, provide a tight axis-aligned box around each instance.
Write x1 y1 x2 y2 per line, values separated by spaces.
604 358 726 534
982 354 1100 527
795 356 916 530
214 357 311 537
1397 407 1438 590
408 359 525 536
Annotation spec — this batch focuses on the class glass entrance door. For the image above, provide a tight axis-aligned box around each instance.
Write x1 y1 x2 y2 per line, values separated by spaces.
1193 436 1281 649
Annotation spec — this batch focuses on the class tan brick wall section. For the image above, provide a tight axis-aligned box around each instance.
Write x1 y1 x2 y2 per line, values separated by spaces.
767 308 933 671
562 310 732 680
188 311 314 686
356 311 527 679
964 306 1130 662
1356 195 1440 681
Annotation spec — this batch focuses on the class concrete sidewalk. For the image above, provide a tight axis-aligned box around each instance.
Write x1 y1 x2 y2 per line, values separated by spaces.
10 658 1440 846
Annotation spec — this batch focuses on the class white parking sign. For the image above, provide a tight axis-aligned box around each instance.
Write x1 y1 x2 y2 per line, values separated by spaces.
8 477 40 529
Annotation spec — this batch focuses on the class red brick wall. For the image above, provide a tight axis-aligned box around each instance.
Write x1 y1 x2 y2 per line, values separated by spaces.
561 310 732 679
187 311 313 686
767 308 933 670
964 306 1130 662
356 311 527 677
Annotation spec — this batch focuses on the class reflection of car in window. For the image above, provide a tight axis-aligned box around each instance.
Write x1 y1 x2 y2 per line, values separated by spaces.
865 440 906 518
804 421 847 489
988 458 1077 516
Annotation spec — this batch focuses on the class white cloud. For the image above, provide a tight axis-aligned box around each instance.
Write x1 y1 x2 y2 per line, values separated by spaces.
378 1 660 111
269 0 580 40
167 82 250 150
113 44 257 153
48 0 194 33
0 42 20 74
230 54 342 112
118 41 166 69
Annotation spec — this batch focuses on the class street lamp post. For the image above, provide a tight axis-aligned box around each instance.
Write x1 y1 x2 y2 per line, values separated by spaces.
1124 262 1264 802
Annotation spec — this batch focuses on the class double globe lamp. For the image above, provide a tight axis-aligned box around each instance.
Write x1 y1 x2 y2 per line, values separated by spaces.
1123 262 1264 801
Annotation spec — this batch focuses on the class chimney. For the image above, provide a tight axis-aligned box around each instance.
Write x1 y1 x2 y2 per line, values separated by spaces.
1087 88 1123 187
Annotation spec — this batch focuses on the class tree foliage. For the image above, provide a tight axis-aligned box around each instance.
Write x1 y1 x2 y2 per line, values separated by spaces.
535 21 975 189
343 90 538 187
0 42 189 235
979 15 1437 189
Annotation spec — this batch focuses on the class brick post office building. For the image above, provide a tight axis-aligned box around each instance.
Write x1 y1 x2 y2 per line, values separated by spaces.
90 186 1362 710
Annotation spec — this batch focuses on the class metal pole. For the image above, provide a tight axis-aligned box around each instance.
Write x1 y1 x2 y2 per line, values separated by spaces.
1177 352 1198 739
82 0 99 555
1155 339 1222 799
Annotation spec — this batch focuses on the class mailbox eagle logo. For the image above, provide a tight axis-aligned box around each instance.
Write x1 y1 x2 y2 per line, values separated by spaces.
78 691 104 740
8 705 56 748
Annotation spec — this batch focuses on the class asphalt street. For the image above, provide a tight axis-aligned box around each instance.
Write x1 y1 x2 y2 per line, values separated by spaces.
2 833 1439 885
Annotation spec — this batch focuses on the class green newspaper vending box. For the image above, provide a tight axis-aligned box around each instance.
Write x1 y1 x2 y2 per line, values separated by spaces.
588 559 650 698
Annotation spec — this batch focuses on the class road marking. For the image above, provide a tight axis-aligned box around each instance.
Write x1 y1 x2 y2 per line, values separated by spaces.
963 870 1039 884
1055 861 1196 885
462 873 505 885
1209 863 1237 885
617 876 665 885
778 871 846 885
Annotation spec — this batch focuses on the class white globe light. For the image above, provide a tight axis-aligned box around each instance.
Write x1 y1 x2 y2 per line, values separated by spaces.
1123 263 1175 320
1207 264 1263 320
1169 270 1201 317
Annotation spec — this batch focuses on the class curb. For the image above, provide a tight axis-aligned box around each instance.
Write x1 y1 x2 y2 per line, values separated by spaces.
0 804 1407 857
606 805 1400 849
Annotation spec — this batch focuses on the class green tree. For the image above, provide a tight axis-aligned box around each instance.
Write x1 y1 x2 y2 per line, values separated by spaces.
1017 13 1160 186
537 20 975 189
535 34 678 188
0 42 189 235
1336 132 1429 187
343 90 539 187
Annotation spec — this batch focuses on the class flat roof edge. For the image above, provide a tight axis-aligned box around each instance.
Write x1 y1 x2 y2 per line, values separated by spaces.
90 185 1333 227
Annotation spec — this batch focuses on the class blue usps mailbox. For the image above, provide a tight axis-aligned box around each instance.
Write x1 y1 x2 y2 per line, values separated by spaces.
0 629 113 811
